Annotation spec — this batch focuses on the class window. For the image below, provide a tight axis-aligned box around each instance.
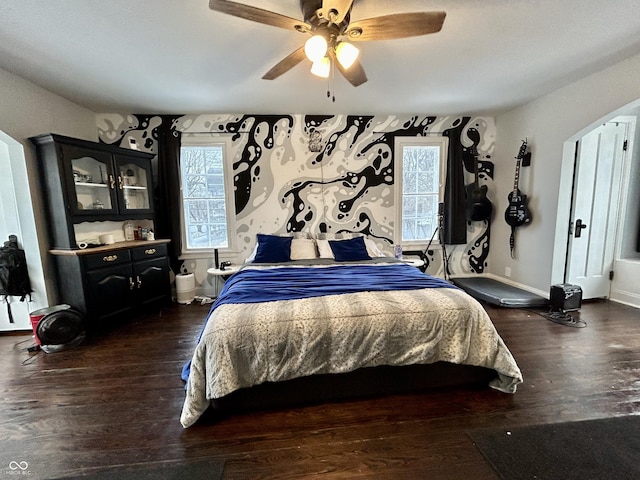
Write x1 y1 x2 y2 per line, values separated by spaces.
394 137 448 245
180 135 235 252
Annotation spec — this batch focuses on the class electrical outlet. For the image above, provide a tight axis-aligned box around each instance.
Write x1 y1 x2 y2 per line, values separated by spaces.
505 267 511 277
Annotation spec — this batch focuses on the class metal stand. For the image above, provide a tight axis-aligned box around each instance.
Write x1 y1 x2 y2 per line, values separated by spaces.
423 207 450 281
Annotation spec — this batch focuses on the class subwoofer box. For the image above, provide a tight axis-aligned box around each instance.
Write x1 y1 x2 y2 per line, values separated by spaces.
549 284 582 312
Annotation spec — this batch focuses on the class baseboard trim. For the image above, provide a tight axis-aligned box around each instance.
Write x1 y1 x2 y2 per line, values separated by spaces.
609 289 640 309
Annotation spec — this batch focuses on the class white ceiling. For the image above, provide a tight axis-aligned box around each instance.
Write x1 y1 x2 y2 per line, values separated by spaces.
2 0 640 116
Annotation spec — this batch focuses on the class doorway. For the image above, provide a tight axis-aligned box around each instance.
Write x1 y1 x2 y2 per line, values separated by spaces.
0 131 47 330
563 117 634 299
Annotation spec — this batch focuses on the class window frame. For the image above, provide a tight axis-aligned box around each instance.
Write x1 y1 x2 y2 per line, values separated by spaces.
393 136 449 247
179 134 236 257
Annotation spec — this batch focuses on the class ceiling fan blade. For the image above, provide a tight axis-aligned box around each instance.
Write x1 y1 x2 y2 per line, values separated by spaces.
346 11 446 41
262 47 307 80
209 0 310 32
335 57 367 87
320 0 354 24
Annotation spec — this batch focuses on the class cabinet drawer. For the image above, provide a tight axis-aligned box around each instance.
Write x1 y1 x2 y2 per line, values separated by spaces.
83 249 132 270
131 243 167 261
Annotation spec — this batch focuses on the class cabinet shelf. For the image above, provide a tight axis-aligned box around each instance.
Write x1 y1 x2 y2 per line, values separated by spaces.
75 182 109 188
30 133 156 249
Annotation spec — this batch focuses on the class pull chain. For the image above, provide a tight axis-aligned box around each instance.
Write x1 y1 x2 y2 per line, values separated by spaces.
326 58 336 103
332 60 336 102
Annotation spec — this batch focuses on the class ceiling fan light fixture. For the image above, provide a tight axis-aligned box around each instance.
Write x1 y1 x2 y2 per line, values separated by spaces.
335 41 359 69
304 35 328 62
310 56 331 78
208 0 446 88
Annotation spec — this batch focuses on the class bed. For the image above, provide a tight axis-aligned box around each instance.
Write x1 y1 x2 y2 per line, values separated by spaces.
180 234 523 428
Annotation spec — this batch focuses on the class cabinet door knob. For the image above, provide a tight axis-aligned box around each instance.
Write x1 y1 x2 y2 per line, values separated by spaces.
144 248 156 255
136 275 142 288
109 174 115 189
129 277 135 290
117 175 124 190
103 254 118 262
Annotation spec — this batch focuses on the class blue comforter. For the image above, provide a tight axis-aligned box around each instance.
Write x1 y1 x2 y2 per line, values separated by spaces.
182 263 456 382
217 263 453 304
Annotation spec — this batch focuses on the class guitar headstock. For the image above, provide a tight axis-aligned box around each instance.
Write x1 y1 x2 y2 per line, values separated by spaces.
516 139 528 159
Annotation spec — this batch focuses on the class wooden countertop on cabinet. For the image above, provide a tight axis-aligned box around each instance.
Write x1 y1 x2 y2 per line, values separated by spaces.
49 239 170 256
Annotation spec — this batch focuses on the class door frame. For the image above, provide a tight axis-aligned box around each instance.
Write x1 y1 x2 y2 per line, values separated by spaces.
550 112 637 291
0 131 49 330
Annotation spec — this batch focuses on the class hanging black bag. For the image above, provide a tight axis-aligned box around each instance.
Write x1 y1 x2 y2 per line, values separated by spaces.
0 235 32 323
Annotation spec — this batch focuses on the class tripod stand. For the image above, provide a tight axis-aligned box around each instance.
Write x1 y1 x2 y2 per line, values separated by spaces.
422 204 451 281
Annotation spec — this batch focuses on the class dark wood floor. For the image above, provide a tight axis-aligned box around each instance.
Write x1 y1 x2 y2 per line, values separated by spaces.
1 298 639 479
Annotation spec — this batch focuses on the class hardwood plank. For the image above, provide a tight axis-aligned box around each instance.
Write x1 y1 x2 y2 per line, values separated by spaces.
0 299 638 479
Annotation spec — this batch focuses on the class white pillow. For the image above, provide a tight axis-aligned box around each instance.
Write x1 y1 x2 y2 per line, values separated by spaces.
245 243 259 263
316 239 334 259
364 238 386 258
290 238 318 260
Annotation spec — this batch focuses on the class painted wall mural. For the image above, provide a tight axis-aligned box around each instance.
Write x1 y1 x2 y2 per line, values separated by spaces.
97 113 495 276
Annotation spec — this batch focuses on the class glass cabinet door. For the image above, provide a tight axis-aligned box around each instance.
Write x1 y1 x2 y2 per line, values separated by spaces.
114 154 153 213
64 145 117 215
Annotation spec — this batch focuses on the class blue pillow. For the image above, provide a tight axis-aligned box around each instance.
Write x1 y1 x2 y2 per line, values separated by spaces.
253 234 292 263
329 236 371 262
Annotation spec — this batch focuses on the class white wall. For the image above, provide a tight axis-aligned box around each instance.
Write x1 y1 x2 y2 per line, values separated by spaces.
0 67 97 330
492 52 640 303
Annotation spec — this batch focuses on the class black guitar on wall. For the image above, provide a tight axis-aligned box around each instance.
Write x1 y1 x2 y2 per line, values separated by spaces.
504 139 532 257
465 146 493 222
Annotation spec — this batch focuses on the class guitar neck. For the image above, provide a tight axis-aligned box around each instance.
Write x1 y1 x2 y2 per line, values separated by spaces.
512 158 521 194
512 140 527 195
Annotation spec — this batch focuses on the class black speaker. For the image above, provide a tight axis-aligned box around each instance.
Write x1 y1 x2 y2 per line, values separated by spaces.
214 249 219 269
550 284 582 312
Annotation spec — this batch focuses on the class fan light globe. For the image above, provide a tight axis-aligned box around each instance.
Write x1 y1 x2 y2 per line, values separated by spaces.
335 41 359 69
304 35 328 62
310 56 331 78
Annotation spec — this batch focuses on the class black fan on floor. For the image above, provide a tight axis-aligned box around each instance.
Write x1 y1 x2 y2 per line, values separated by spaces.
35 307 85 353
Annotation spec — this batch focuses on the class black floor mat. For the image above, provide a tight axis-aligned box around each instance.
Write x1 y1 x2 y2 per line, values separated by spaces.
451 276 548 308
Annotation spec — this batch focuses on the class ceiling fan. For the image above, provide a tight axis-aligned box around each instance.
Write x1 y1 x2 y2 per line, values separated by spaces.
209 0 446 87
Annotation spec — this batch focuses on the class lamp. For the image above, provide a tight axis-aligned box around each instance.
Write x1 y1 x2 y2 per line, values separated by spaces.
335 41 359 69
304 35 328 62
310 56 331 78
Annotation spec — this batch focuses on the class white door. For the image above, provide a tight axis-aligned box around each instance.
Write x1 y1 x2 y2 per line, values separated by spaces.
565 121 628 298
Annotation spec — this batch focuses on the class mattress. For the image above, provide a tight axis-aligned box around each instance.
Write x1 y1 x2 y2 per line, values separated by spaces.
180 260 523 427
